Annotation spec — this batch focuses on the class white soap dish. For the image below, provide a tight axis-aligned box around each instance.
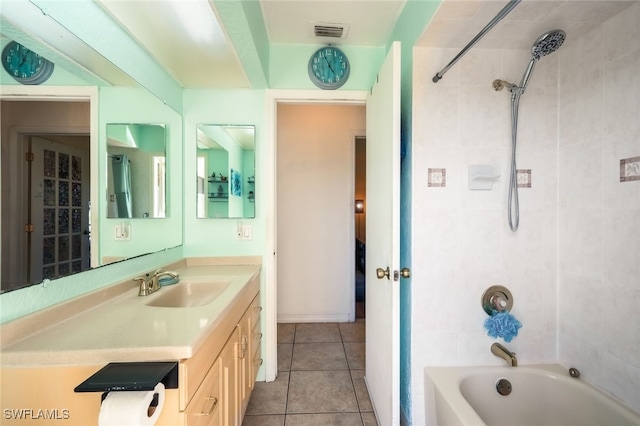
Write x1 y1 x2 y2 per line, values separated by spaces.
469 165 500 190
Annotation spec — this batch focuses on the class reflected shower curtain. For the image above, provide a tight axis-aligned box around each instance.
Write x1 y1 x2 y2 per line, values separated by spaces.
111 155 133 218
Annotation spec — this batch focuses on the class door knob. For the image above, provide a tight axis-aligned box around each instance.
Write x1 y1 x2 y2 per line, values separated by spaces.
376 267 390 280
400 267 411 278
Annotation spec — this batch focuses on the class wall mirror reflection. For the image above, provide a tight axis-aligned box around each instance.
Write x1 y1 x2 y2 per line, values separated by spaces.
106 124 167 219
1 100 92 293
196 125 255 219
1 13 183 295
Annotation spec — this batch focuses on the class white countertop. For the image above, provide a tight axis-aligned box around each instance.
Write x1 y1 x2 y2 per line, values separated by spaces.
0 263 260 366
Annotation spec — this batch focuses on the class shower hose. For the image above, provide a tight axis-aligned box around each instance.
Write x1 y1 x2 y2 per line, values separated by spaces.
508 91 522 232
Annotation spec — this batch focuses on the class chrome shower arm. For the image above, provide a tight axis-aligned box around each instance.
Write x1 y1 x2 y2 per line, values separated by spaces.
432 0 521 83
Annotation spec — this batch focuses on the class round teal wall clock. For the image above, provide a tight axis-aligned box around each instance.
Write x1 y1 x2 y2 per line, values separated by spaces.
308 46 350 90
2 41 54 85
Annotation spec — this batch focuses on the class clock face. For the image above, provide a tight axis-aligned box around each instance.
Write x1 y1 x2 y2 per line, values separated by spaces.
308 46 350 90
2 41 55 85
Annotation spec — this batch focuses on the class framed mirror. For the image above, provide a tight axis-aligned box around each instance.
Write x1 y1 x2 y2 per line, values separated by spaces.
196 125 255 219
106 123 166 219
1 17 183 294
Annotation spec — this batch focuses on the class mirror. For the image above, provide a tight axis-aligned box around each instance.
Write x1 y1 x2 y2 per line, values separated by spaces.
1 99 91 293
196 125 255 219
106 124 166 219
1 17 183 294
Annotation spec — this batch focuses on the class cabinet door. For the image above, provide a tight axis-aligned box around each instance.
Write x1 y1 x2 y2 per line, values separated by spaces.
237 308 251 415
250 306 263 386
238 295 261 418
248 298 262 393
220 330 239 426
183 358 222 426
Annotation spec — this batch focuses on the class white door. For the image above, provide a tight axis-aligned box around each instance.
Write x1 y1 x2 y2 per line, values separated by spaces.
365 42 401 425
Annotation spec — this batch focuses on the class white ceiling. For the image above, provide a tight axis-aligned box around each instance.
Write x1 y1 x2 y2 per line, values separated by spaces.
260 0 407 46
90 0 639 88
418 0 635 50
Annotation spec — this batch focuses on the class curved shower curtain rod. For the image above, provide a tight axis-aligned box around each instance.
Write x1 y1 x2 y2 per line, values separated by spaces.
432 0 521 83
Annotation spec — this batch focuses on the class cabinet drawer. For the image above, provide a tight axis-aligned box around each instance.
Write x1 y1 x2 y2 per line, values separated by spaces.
183 358 222 426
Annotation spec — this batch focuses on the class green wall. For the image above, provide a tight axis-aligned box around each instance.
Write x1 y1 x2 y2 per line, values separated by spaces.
182 89 266 258
0 247 183 323
99 87 183 261
269 44 385 90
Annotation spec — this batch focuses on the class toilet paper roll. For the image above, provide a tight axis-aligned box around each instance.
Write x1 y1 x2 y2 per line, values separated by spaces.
98 382 165 426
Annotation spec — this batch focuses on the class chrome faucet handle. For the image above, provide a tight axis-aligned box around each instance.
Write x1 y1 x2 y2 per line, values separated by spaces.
134 274 151 296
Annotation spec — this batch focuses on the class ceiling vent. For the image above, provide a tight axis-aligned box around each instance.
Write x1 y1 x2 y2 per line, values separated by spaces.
313 23 349 39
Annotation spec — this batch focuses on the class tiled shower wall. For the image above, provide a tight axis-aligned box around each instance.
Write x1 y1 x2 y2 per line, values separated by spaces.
412 45 559 425
412 3 640 424
557 2 640 413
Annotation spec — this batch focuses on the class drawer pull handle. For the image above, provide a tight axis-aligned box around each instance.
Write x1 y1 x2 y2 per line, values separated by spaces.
254 306 262 312
197 397 218 416
238 336 248 359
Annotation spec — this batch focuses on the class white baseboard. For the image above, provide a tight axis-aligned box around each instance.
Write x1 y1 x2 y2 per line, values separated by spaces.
277 314 352 323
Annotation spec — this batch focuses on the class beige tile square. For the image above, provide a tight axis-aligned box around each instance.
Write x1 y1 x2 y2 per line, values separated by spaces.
294 323 342 343
291 342 348 371
242 414 285 426
278 343 293 372
245 372 289 415
278 323 296 343
344 343 365 370
361 412 378 426
285 413 364 425
287 370 358 414
339 322 365 343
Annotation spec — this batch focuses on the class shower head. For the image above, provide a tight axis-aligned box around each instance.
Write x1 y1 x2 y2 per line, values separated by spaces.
531 29 566 60
518 29 566 93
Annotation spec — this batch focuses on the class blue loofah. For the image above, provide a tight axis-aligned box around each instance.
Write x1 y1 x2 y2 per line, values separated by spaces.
484 311 522 342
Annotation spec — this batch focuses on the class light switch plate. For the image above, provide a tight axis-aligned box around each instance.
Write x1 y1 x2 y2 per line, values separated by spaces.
115 223 131 240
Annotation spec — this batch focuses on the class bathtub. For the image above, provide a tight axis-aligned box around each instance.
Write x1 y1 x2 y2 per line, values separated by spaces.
424 364 640 426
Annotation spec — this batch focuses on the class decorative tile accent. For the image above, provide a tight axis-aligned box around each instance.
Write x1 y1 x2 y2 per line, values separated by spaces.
517 169 531 188
620 156 640 182
428 168 446 187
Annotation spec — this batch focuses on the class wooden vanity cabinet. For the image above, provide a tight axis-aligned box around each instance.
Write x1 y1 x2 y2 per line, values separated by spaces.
219 331 239 426
183 357 222 426
180 289 261 426
0 274 261 426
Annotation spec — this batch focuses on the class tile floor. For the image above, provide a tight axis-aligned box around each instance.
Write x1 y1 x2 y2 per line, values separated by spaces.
242 321 376 426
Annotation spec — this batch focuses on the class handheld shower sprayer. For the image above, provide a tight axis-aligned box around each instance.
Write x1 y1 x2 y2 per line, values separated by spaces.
496 29 566 231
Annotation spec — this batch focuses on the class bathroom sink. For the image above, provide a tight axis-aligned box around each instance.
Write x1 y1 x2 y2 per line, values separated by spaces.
145 280 231 308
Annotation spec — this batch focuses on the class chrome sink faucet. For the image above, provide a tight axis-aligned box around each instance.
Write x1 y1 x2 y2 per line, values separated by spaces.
491 342 518 367
134 269 179 296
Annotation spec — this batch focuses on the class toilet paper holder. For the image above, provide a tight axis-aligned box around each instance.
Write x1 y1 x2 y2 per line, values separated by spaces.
74 361 178 394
